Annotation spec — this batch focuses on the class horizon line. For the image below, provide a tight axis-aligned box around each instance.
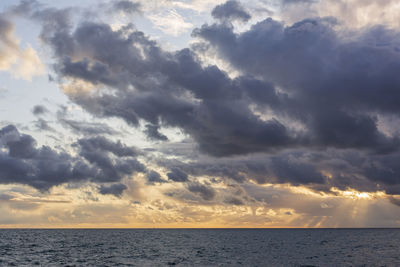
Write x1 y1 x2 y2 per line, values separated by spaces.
1 227 399 230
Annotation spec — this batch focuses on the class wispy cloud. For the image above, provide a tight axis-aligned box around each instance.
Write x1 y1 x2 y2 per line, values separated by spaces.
0 15 44 80
148 9 193 36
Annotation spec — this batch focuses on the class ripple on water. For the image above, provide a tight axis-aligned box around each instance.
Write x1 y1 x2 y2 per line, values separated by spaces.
0 229 399 266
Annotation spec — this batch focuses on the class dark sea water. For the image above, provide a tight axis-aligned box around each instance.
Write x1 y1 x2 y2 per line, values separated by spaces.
0 229 399 266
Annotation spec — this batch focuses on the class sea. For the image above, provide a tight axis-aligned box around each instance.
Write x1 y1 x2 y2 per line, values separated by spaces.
0 229 399 266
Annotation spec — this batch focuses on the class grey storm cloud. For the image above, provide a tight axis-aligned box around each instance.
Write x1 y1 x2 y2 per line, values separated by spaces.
146 170 167 184
76 136 140 158
193 18 400 153
59 118 118 136
6 0 400 195
56 106 119 136
144 124 168 141
156 148 400 195
187 182 216 200
33 8 400 157
111 1 141 14
281 0 316 5
75 136 145 183
0 12 13 36
0 125 144 190
36 19 298 156
8 0 40 16
33 118 54 132
167 168 189 182
99 183 127 197
211 0 251 22
224 196 244 206
32 105 48 116
389 197 400 207
158 152 328 186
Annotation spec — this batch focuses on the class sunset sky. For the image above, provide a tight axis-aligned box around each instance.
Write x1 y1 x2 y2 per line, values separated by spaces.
1 0 400 228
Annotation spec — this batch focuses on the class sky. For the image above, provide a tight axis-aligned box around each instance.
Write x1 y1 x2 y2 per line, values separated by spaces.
1 0 400 228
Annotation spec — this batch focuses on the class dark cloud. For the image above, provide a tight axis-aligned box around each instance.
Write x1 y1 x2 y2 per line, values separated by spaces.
389 197 400 207
281 0 316 5
31 6 75 60
269 156 325 184
144 124 168 141
59 118 118 136
224 196 244 205
39 12 400 158
146 170 167 184
56 106 118 136
76 136 145 183
32 105 48 116
35 16 298 156
167 168 189 182
11 3 400 194
99 183 127 197
0 125 144 190
156 151 327 186
155 148 400 195
76 136 139 157
187 182 216 200
0 13 11 29
211 1 251 22
193 18 400 153
0 193 13 201
112 1 141 14
6 134 37 159
0 124 84 190
7 0 39 16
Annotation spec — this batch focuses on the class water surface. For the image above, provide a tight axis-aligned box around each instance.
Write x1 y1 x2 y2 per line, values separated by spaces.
0 229 399 266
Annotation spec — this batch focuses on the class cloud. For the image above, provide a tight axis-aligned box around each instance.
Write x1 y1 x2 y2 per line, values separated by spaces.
193 18 400 153
281 0 316 4
99 183 127 197
158 151 327 186
148 9 193 36
55 104 119 136
35 10 399 159
32 105 48 116
58 117 119 136
172 0 226 13
211 0 251 22
13 45 44 80
224 196 244 205
320 0 400 29
0 16 20 70
76 136 146 183
0 14 44 80
0 124 81 190
167 168 189 182
35 19 299 156
112 1 141 15
144 124 168 141
76 136 140 158
275 0 400 29
10 1 400 197
389 197 400 207
146 170 167 184
33 118 54 132
155 147 400 196
0 86 7 97
1 0 400 228
187 182 216 200
0 125 144 190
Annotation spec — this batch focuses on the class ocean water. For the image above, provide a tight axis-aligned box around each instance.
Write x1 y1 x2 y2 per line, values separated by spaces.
0 229 399 266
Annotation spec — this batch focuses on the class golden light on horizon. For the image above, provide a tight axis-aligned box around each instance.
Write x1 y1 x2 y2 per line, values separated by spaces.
1 181 398 229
